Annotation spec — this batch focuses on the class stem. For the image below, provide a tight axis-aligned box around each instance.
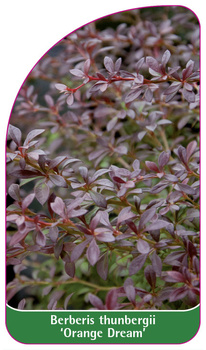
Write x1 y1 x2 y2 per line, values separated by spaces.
14 276 115 291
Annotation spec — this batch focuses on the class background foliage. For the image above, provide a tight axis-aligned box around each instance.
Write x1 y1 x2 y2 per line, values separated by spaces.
6 6 199 310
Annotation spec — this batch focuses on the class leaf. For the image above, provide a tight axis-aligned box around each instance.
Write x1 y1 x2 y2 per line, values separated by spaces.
161 50 171 66
96 252 108 280
50 197 65 217
8 125 22 146
70 239 90 262
36 230 46 246
150 251 162 276
48 156 67 170
169 287 188 302
144 265 156 289
158 151 170 169
125 88 142 103
65 262 75 277
89 293 105 310
49 174 68 188
64 293 74 310
146 56 161 73
49 226 59 242
176 183 196 195
8 184 20 201
86 239 100 266
164 271 186 283
186 140 197 162
104 56 114 73
117 207 136 227
145 161 159 172
139 208 156 231
34 182 50 205
18 299 26 310
123 278 136 304
48 290 64 310
22 193 35 211
129 254 148 275
146 220 169 231
89 190 107 208
137 239 150 254
106 289 118 309
55 83 67 91
24 129 45 146
66 94 74 106
70 69 84 77
10 169 43 179
95 231 115 242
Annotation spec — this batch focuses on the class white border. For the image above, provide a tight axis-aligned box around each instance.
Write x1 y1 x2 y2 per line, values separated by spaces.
1 1 205 350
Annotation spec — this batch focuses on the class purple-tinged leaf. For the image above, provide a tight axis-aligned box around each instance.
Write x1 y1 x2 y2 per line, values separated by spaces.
89 190 107 208
182 88 195 103
176 183 196 195
146 56 161 73
150 182 168 194
49 226 59 242
125 88 142 103
182 60 194 80
91 168 110 182
42 285 53 296
177 146 187 165
49 174 68 188
64 293 74 310
45 94 54 107
145 161 159 172
55 83 67 91
24 129 45 146
104 56 114 73
139 207 156 231
164 271 186 283
137 239 150 254
89 293 105 310
149 229 160 242
96 252 108 280
186 140 197 162
22 193 35 211
9 125 22 146
164 174 178 182
169 287 188 302
8 184 20 201
129 254 148 275
65 262 75 277
70 68 84 78
164 82 182 95
150 251 162 276
136 57 144 72
145 88 153 102
112 176 126 184
36 230 46 246
187 241 197 258
54 238 64 259
114 57 122 72
10 169 43 179
48 156 67 170
84 59 91 75
66 94 74 106
48 290 64 310
146 220 169 231
117 207 136 227
106 289 118 309
34 182 50 205
95 231 115 242
127 220 138 234
79 166 88 180
124 278 136 304
163 251 185 266
161 49 171 66
51 197 65 217
107 116 118 131
18 299 26 310
70 239 89 262
158 151 170 169
86 239 100 266
144 265 156 289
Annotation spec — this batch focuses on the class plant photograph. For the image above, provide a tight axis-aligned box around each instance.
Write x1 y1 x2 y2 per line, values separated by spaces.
6 6 200 311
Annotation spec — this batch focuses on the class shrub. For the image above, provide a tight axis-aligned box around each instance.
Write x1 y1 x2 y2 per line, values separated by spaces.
6 6 199 311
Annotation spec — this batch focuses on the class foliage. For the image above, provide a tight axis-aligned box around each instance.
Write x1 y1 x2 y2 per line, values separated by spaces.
6 6 199 311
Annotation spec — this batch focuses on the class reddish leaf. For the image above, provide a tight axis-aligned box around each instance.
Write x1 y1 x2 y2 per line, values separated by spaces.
49 174 68 188
71 239 90 262
89 293 105 310
89 190 107 208
34 182 50 205
129 254 148 275
144 265 156 289
86 239 100 266
137 239 150 254
139 208 156 231
169 287 188 302
8 184 21 201
36 230 46 246
9 125 22 146
106 289 118 309
96 252 108 280
145 161 159 172
164 271 186 283
24 129 45 146
65 262 75 277
10 169 43 179
22 193 35 211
